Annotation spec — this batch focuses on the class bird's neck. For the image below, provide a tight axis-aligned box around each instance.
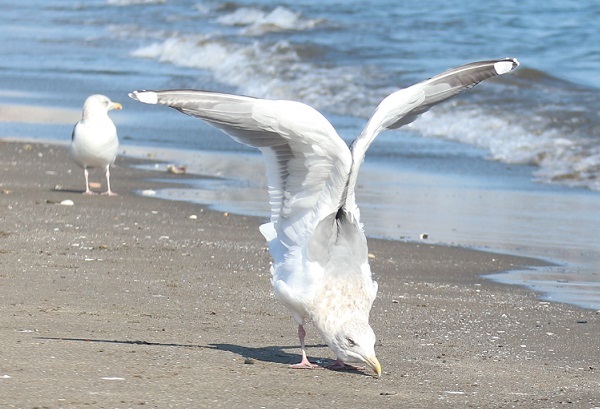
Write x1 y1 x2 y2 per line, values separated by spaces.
311 289 369 335
81 109 108 122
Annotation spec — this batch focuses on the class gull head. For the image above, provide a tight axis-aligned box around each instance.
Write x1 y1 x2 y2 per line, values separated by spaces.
331 319 381 377
82 94 122 120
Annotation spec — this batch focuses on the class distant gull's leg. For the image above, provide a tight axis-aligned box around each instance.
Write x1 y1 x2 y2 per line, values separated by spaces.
82 168 96 195
101 166 117 196
290 325 319 369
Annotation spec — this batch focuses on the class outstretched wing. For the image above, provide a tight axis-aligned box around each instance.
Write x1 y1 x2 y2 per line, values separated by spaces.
129 90 352 253
345 58 520 214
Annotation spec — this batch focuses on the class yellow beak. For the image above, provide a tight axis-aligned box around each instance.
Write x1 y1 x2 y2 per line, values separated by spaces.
110 102 123 111
365 355 382 377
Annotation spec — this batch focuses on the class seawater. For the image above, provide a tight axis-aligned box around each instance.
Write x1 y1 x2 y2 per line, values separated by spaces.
0 0 599 309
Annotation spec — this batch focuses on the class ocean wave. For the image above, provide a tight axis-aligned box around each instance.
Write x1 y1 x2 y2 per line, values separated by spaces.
132 35 235 70
131 30 600 191
413 102 600 191
107 0 165 5
131 33 386 117
216 5 324 36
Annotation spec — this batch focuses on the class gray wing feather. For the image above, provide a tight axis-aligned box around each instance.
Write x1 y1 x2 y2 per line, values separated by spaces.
129 89 353 249
344 58 519 212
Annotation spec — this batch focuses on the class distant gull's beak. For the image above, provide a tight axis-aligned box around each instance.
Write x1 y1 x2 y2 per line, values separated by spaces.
365 355 382 377
110 102 123 111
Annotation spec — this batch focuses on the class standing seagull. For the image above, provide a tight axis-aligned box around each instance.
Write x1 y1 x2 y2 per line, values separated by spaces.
70 94 122 196
130 58 519 376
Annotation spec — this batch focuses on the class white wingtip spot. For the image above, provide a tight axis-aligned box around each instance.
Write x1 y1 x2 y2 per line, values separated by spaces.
129 90 158 104
494 58 519 75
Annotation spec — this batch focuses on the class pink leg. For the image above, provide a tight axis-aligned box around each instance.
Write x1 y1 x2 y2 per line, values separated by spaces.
327 360 365 371
101 166 117 196
289 325 320 369
82 168 96 195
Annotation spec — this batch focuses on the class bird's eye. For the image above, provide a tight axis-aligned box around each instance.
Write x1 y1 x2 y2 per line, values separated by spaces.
346 337 356 347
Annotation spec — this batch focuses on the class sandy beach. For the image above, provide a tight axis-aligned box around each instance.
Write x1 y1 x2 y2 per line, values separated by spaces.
0 139 598 408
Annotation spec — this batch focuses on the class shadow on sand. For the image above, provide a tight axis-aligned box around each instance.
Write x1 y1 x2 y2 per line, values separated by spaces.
36 336 366 375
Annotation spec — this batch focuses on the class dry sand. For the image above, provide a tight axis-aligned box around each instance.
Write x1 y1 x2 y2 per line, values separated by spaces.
0 140 598 408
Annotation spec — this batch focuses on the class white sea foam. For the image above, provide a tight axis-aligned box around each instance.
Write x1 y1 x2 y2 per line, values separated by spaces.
413 107 600 191
131 33 383 117
107 0 165 5
217 6 323 36
133 35 233 70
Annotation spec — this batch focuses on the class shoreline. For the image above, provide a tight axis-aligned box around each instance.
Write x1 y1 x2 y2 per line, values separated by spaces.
5 135 598 309
0 137 552 280
3 98 600 309
1 139 598 407
4 132 600 311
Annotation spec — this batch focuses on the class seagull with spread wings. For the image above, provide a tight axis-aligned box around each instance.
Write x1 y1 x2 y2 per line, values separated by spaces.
130 58 519 377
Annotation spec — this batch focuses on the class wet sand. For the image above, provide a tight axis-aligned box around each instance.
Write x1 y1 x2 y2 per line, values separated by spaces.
0 139 598 408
